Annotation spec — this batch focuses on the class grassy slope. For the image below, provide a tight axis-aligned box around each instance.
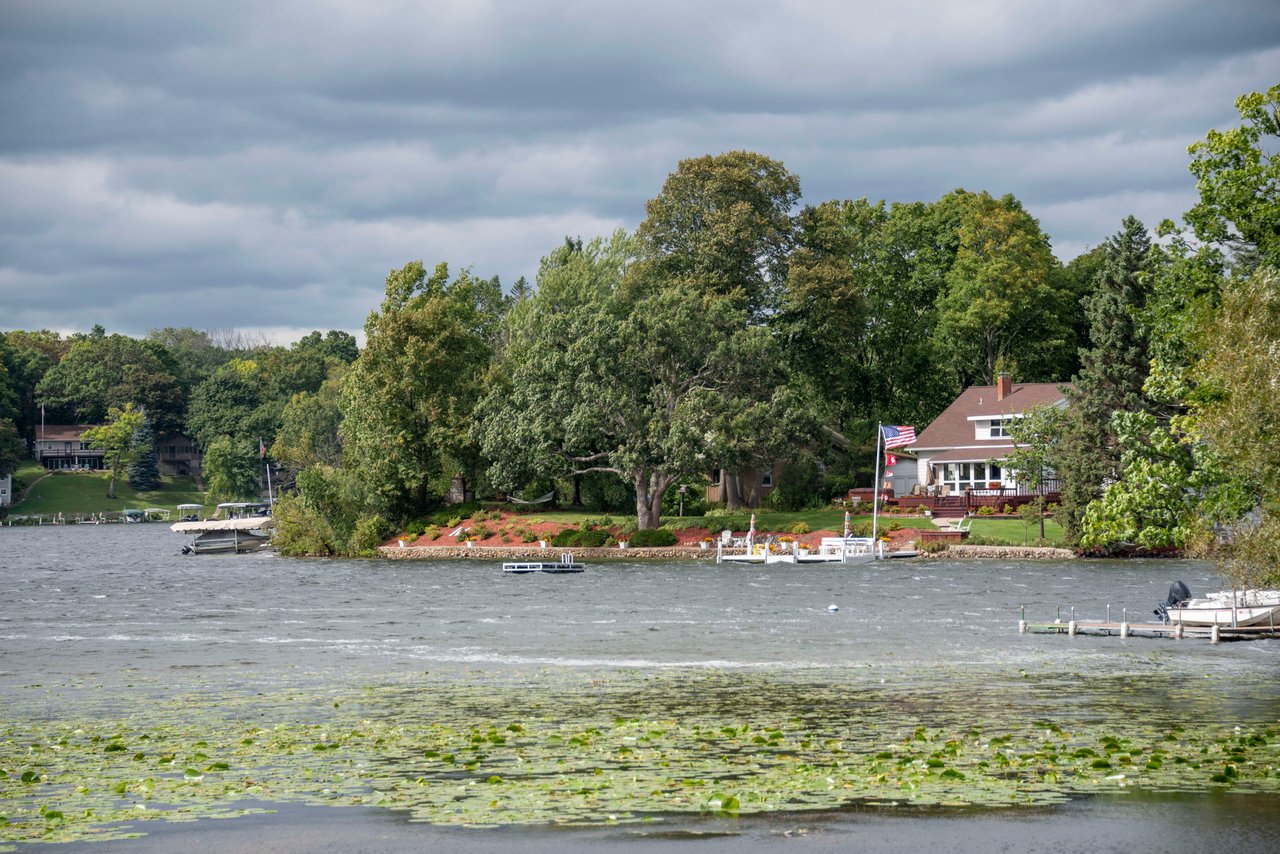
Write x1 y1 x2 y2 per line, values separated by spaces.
10 469 206 516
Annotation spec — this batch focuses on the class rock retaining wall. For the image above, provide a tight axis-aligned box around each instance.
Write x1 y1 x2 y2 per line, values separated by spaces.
379 545 719 561
933 544 1077 560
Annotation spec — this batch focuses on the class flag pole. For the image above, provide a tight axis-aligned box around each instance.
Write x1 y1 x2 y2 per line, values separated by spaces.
871 422 882 552
261 438 274 508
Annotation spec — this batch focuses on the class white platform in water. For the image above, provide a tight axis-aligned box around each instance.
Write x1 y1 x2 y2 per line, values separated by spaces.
504 554 584 573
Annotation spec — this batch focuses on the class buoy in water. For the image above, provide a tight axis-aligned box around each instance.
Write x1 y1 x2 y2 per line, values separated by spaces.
827 604 839 612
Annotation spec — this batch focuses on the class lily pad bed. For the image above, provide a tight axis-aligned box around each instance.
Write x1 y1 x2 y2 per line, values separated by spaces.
2 671 1277 845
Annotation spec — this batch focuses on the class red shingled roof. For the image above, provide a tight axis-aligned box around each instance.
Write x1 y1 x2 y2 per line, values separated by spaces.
912 382 1072 450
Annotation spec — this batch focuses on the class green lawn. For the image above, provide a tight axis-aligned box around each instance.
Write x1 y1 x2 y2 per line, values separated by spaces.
968 517 1066 546
9 469 207 517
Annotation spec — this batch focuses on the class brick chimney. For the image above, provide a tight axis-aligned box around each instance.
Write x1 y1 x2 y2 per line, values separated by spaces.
996 373 1012 401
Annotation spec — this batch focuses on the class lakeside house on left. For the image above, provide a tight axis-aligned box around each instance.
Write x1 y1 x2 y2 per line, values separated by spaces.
35 424 203 475
34 425 106 470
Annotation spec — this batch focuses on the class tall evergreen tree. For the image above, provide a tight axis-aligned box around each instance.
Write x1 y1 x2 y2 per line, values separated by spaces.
1057 216 1154 543
127 419 161 492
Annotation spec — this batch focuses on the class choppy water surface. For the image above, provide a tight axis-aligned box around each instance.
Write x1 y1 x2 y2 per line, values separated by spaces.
1 524 1277 849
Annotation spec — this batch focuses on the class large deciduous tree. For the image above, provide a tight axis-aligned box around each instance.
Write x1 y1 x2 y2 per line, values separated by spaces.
775 197 960 440
202 435 262 502
340 261 505 519
184 361 265 449
479 231 820 529
933 192 1069 387
36 334 184 435
1185 83 1280 269
636 151 800 319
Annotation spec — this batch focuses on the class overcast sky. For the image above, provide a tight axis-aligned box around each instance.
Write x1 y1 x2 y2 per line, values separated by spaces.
2 1 1277 344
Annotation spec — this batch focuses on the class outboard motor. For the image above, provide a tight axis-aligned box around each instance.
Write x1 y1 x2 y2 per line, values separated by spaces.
1154 580 1192 623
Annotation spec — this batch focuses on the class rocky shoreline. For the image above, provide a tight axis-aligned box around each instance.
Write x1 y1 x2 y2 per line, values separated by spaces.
378 543 1077 560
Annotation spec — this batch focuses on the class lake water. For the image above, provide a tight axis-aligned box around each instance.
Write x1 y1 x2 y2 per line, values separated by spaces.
2 523 1277 851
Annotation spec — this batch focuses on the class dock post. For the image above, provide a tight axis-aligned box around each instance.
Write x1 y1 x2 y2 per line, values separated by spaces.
1068 620 1077 637
716 542 722 565
1211 625 1221 645
1174 622 1184 639
1018 606 1026 634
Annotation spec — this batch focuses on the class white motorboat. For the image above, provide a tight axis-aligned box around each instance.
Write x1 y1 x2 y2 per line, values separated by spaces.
1157 581 1280 627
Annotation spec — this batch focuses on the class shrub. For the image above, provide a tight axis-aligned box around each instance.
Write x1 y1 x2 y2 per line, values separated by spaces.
404 519 427 537
789 521 811 535
520 529 538 543
349 514 390 557
446 515 463 529
615 519 638 537
976 506 995 516
424 525 441 541
553 528 611 547
470 522 493 541
849 521 874 537
629 528 677 547
915 539 950 554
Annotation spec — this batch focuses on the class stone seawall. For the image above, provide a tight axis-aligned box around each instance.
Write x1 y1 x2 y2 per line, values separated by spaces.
379 545 719 561
934 544 1077 560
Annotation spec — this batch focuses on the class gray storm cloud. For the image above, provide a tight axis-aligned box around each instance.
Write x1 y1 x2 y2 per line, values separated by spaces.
1 0 1277 339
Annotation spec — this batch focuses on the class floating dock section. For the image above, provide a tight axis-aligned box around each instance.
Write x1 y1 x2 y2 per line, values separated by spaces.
1019 607 1280 643
503 554 585 573
716 536 884 564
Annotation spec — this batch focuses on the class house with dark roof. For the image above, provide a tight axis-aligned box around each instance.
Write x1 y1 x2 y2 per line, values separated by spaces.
34 425 107 470
900 374 1070 516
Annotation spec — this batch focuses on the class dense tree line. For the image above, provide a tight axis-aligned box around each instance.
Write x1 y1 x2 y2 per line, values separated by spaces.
4 85 1276 581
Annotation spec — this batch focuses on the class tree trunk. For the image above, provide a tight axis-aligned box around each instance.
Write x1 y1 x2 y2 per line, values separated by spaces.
107 453 118 499
724 473 743 510
572 474 582 507
744 465 761 508
633 470 671 529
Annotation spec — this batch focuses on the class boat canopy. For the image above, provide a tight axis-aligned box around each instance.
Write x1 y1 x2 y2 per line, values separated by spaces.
177 503 203 510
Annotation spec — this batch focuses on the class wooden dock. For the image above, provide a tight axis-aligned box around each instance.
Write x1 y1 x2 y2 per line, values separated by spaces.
1020 617 1280 642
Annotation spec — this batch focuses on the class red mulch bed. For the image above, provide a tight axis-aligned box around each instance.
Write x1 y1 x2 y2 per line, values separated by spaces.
386 511 925 551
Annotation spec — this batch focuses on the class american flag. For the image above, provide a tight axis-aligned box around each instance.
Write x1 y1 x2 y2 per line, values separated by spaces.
881 425 916 449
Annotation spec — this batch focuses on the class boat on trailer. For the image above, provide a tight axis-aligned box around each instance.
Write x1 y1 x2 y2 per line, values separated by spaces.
1156 581 1280 627
171 517 273 554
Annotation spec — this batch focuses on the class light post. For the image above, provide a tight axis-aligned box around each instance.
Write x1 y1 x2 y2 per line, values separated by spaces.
678 485 687 517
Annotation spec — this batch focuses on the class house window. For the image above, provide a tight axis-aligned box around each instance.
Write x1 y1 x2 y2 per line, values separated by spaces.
709 470 721 486
937 461 1003 492
761 468 773 488
988 419 1009 438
